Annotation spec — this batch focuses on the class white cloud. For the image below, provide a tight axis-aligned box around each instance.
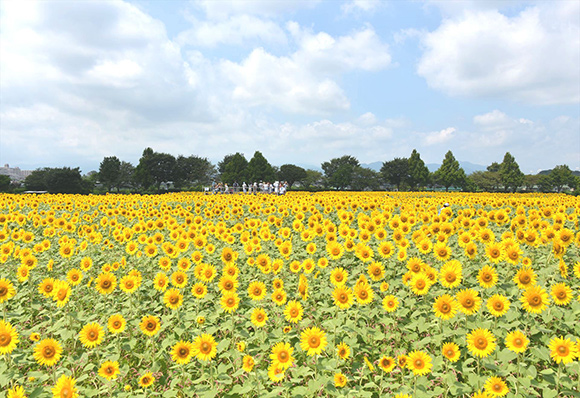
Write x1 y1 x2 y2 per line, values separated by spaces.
193 0 321 20
423 127 456 146
220 24 391 114
176 14 287 47
417 3 580 104
342 0 382 14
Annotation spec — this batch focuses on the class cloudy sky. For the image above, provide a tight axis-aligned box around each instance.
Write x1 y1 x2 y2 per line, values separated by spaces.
1 0 579 174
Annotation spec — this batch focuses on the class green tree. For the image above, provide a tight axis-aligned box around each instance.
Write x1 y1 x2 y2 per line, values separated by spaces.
499 152 524 193
0 175 11 192
523 174 540 192
98 156 121 192
487 162 501 172
302 169 325 189
174 155 214 189
407 149 430 190
135 147 155 190
246 151 275 183
278 164 307 188
351 167 380 191
433 151 466 191
381 158 409 190
118 161 135 191
469 171 501 192
219 153 248 184
321 155 359 190
549 165 575 192
149 152 176 191
24 169 49 191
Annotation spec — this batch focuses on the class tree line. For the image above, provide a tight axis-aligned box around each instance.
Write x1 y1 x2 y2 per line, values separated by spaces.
6 148 578 194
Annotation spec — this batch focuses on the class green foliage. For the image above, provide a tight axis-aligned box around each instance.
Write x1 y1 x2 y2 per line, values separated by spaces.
219 153 248 184
549 165 575 192
98 156 121 192
407 149 430 190
469 171 501 192
174 155 215 189
25 167 88 193
499 152 524 193
278 164 307 188
381 158 409 190
0 174 11 192
433 151 466 191
135 148 176 192
246 151 276 183
321 155 360 190
350 167 380 191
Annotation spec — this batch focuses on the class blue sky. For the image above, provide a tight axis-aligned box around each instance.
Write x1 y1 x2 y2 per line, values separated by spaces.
1 0 578 174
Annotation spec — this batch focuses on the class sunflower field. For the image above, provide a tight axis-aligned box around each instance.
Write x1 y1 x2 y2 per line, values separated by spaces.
1 192 579 398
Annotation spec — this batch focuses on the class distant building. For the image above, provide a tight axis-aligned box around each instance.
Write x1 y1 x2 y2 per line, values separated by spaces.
0 164 33 182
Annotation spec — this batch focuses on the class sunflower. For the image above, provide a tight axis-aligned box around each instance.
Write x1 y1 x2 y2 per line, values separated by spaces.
456 289 482 315
52 281 71 308
98 360 120 380
138 372 155 388
378 241 395 258
191 283 208 299
433 242 451 262
433 294 459 320
79 322 104 348
192 334 217 361
513 267 537 289
66 268 83 286
504 330 528 353
17 265 30 282
107 314 126 334
139 315 161 337
153 273 169 292
248 281 267 301
550 282 573 306
171 340 194 364
504 245 523 265
220 292 240 313
410 273 431 296
330 267 348 286
520 285 549 314
439 260 462 288
29 332 40 342
284 300 303 323
0 320 19 355
33 338 62 366
466 328 496 358
300 327 327 356
268 362 285 382
242 355 255 372
272 289 287 306
472 390 492 398
95 272 116 295
406 350 432 376
378 355 396 372
548 336 578 364
0 278 16 303
332 285 354 309
7 386 26 398
464 242 478 259
164 288 183 310
354 282 373 305
326 241 344 260
336 342 350 360
251 308 268 328
477 265 498 289
52 375 78 398
485 243 504 264
382 295 399 312
270 342 294 370
334 372 347 388
218 275 238 293
441 342 460 362
486 294 510 317
118 275 138 295
483 376 509 397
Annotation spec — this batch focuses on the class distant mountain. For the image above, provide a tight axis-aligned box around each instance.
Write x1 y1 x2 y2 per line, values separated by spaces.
427 161 486 175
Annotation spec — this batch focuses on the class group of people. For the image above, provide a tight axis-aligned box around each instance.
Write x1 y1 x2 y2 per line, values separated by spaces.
209 181 289 195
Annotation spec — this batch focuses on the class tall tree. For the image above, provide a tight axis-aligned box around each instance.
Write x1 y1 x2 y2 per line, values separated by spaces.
499 152 524 193
98 156 121 192
407 149 430 190
303 169 324 189
278 164 307 188
149 152 176 191
135 147 155 190
321 155 360 190
26 167 87 194
351 167 380 191
381 158 409 190
549 165 575 192
174 155 214 188
246 151 276 183
469 171 501 192
487 162 501 172
118 161 135 191
0 175 11 192
219 153 248 184
434 151 466 191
